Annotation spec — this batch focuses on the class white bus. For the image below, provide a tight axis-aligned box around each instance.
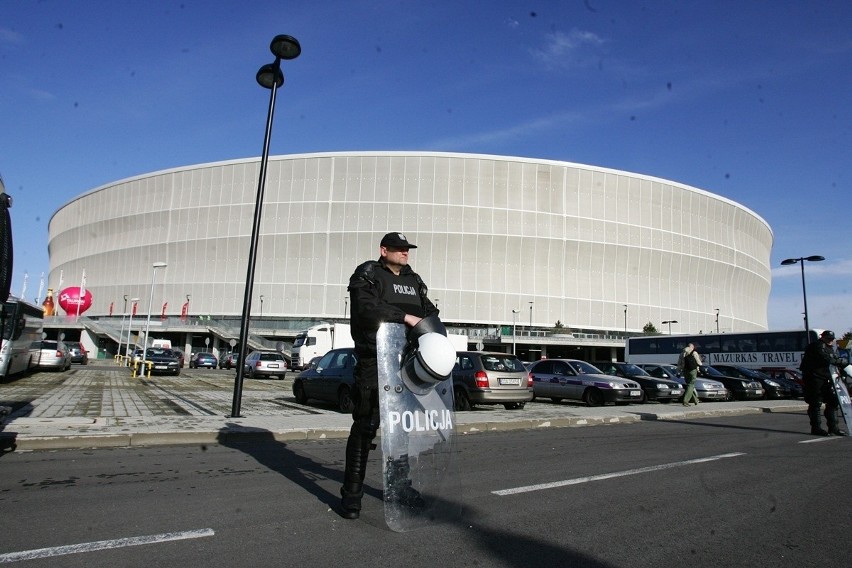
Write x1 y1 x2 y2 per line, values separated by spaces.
0 297 44 378
625 329 819 370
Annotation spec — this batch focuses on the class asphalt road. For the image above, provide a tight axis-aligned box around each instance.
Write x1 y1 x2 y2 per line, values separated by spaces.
1 411 849 567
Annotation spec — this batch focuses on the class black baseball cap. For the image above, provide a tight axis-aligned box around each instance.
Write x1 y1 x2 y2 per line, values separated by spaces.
380 232 417 249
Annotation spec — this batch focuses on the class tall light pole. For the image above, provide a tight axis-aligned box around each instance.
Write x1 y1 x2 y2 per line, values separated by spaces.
662 319 678 335
259 294 264 320
528 301 534 334
141 262 167 371
781 255 825 333
119 294 128 359
343 297 348 319
715 308 720 333
231 34 301 418
512 309 520 355
623 304 628 333
124 297 140 366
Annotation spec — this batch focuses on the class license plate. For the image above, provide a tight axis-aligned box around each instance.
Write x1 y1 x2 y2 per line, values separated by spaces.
268 364 279 368
154 365 168 370
672 389 684 395
499 378 520 385
630 390 641 396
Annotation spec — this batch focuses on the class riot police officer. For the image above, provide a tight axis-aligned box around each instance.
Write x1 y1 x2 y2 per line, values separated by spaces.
340 232 439 520
800 330 847 436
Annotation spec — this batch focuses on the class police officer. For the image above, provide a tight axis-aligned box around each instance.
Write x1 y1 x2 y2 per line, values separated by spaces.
800 330 847 436
340 232 439 520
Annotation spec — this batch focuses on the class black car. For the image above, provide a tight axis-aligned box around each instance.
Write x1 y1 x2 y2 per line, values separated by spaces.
189 352 218 369
698 366 764 400
292 348 356 413
138 348 181 376
712 364 792 399
591 361 684 403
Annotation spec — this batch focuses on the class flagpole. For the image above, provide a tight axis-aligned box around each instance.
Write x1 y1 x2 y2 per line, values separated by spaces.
76 269 86 320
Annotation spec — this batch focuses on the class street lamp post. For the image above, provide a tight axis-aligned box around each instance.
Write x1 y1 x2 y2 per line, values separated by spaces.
662 320 678 335
715 308 720 333
119 294 128 360
231 34 301 418
623 304 628 333
124 297 140 366
259 295 264 320
528 301 534 335
780 255 825 333
512 309 520 355
141 262 167 371
343 297 348 319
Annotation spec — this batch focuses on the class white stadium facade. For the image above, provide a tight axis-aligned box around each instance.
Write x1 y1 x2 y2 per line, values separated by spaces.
47 151 772 361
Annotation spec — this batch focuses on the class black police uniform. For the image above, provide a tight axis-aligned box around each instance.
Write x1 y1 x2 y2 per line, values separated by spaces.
340 255 438 519
800 336 845 436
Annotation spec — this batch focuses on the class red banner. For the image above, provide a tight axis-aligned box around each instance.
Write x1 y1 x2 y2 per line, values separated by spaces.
109 301 114 316
161 302 168 320
132 302 138 316
180 301 189 321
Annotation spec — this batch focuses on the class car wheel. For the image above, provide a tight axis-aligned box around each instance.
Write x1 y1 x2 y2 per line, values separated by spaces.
550 397 563 404
503 402 525 410
584 388 604 407
659 398 672 404
640 390 649 404
293 381 308 404
453 387 471 411
338 386 354 413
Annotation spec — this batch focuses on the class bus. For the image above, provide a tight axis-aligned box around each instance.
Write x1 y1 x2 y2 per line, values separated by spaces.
625 329 819 371
0 297 44 378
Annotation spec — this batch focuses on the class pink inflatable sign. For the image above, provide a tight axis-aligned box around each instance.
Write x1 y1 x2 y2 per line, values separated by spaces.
58 286 93 315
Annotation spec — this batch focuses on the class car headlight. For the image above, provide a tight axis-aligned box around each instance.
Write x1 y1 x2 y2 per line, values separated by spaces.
765 380 780 387
657 383 670 389
740 381 749 388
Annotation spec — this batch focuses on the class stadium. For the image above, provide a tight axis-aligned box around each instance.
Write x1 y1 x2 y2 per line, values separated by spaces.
46 151 772 360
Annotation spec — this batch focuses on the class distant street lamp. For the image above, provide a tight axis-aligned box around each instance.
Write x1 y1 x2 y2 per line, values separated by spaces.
259 294 264 320
231 34 301 419
715 308 720 333
343 297 348 319
623 304 628 333
512 309 520 355
662 320 678 335
141 262 167 371
780 255 825 333
119 294 128 359
528 301 534 333
124 297 140 366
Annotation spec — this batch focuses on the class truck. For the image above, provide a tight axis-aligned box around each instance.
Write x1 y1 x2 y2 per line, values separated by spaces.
290 323 354 370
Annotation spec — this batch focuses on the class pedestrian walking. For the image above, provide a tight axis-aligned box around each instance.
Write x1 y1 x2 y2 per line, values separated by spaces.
680 343 702 406
800 330 847 436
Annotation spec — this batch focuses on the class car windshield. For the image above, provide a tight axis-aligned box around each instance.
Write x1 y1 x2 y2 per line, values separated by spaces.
481 355 525 372
146 349 175 357
734 367 763 379
620 363 648 375
259 353 283 361
571 361 603 375
703 366 724 377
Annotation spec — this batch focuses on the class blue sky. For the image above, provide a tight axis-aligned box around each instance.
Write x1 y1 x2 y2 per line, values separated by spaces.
1 1 850 334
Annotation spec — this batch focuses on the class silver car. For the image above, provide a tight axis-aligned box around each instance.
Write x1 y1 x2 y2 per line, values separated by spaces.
528 359 643 407
452 351 533 411
243 350 288 379
37 340 71 371
637 363 729 401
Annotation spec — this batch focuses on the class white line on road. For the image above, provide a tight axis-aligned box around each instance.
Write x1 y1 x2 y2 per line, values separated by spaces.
0 528 215 564
492 452 746 496
799 436 843 444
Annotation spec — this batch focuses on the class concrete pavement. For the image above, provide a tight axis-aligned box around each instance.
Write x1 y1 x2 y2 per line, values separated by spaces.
0 360 809 451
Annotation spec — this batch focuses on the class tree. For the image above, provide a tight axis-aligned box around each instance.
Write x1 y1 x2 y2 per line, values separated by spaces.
554 320 564 329
643 321 659 335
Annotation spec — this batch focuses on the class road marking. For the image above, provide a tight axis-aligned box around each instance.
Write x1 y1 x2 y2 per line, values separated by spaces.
0 528 215 564
799 436 843 444
492 453 746 496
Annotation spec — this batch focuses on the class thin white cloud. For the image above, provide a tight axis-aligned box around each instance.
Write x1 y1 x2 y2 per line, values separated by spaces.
530 29 605 69
0 27 24 45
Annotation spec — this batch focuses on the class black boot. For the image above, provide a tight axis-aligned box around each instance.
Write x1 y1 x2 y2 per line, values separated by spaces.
826 409 847 436
385 456 425 510
340 423 373 520
809 407 829 436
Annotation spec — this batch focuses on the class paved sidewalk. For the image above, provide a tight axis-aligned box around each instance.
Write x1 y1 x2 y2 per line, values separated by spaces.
1 361 809 451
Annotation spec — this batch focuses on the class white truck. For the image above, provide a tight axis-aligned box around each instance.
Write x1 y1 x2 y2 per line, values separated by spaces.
291 323 355 370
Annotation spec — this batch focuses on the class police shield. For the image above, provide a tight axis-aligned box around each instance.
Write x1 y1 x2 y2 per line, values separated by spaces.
376 322 461 532
831 365 852 430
